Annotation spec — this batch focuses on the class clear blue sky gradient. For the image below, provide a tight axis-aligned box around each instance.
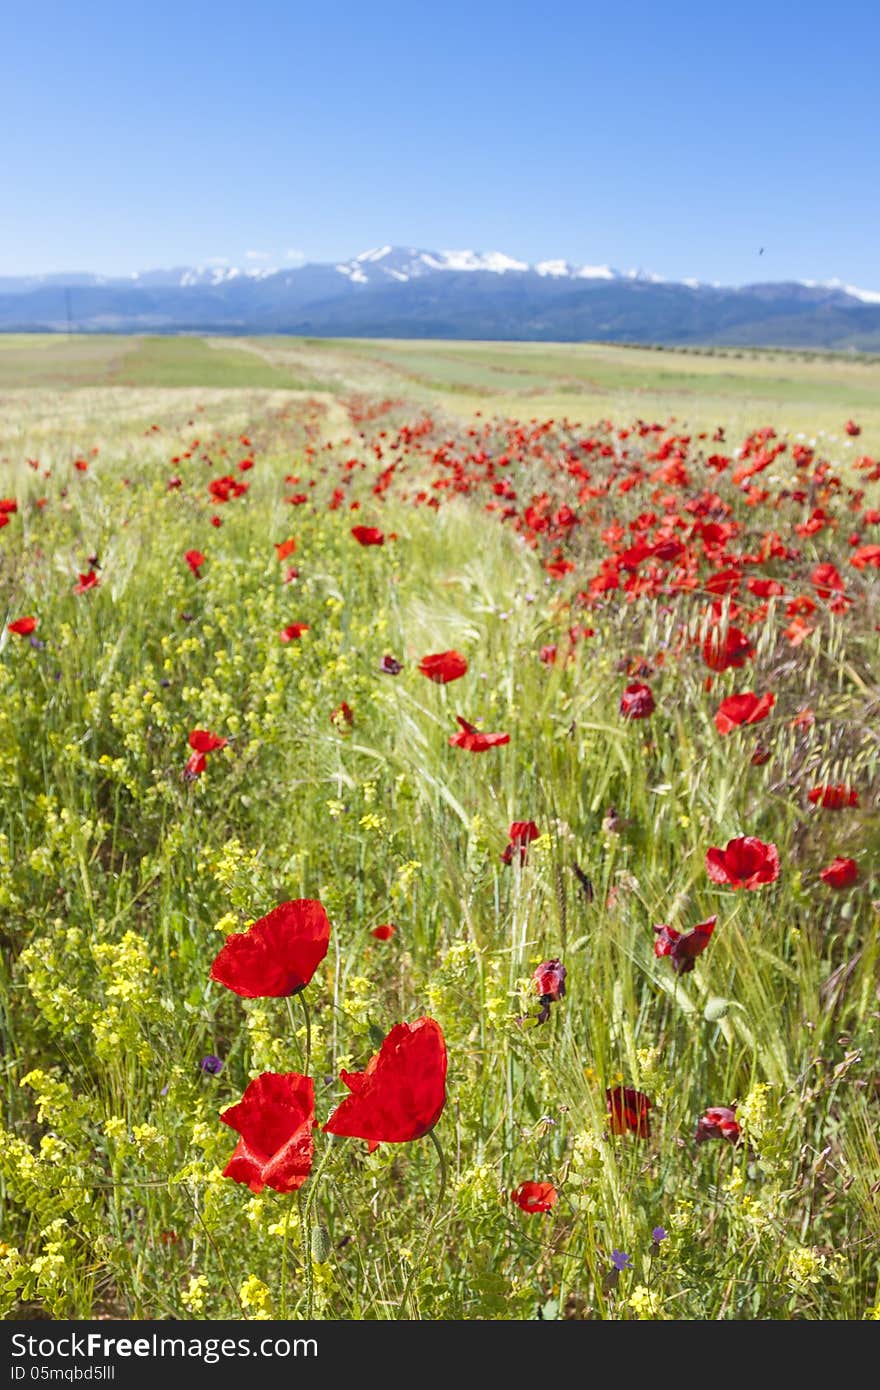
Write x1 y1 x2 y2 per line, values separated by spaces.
2 0 878 286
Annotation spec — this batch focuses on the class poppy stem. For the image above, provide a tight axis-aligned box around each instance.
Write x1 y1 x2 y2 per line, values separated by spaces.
298 1188 314 1318
397 1127 447 1320
280 1197 293 1318
300 992 312 1075
286 992 312 1074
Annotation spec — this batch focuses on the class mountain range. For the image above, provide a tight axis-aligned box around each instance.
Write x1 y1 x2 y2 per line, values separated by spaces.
2 246 879 350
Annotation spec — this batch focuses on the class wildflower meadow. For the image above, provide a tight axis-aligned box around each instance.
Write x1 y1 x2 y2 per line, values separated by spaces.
1 338 878 1321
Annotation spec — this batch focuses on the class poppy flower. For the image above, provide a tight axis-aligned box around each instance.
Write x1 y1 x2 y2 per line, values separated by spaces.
819 857 859 889
501 820 540 865
808 784 859 810
449 716 510 752
184 728 227 778
511 1182 557 1214
220 1071 316 1194
653 916 717 974
275 538 297 561
695 1106 740 1145
323 1017 447 1152
810 563 845 599
280 623 310 642
606 1086 652 1139
532 957 566 1023
702 626 753 672
371 923 396 941
619 682 654 719
850 544 880 570
714 691 775 735
539 644 558 665
845 420 861 437
351 525 384 546
705 836 780 890
210 899 331 999
73 570 100 594
331 701 354 730
380 654 403 675
0 499 18 514
419 650 468 683
7 617 37 636
189 729 227 754
184 549 206 575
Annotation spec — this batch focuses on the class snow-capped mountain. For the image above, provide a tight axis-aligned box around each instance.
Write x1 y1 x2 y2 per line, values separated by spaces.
0 247 878 348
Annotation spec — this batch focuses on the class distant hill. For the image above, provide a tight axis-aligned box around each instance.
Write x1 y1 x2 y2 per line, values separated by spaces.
1 246 879 349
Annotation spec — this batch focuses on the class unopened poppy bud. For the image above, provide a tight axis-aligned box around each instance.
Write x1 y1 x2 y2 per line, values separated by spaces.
311 1225 332 1263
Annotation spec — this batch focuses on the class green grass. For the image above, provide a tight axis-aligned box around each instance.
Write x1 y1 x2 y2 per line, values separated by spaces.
112 337 317 390
0 362 878 1321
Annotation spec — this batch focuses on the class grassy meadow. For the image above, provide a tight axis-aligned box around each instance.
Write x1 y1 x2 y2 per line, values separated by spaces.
0 334 878 1321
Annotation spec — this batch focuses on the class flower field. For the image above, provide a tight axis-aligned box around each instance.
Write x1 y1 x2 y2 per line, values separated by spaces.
1 338 878 1321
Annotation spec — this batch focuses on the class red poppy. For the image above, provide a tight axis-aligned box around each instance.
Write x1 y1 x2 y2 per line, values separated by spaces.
371 924 396 941
702 626 753 672
275 538 297 562
653 916 717 975
501 821 540 864
220 1072 315 1194
845 420 861 437
539 644 558 665
73 570 100 594
210 899 331 998
331 701 354 730
606 1086 652 1139
511 1182 558 1214
280 623 310 642
184 549 206 575
695 1106 740 1145
819 857 859 889
0 499 18 514
419 650 468 683
810 563 845 599
705 836 780 890
7 617 37 636
448 716 510 752
533 957 566 1003
714 691 775 735
351 525 384 546
850 544 880 570
323 1018 447 1152
808 784 859 810
619 682 655 719
189 729 227 754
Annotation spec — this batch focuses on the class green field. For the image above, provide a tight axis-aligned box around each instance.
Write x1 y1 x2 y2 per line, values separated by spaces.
0 333 878 1321
1 333 879 445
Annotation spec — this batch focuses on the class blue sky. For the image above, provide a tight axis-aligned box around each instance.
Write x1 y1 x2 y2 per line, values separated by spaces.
2 0 878 286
